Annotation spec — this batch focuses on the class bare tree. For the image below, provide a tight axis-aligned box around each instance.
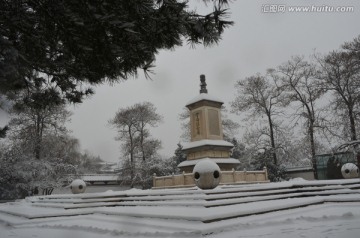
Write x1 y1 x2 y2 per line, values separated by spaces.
318 48 360 142
231 75 284 165
109 102 162 186
134 102 163 161
270 56 325 176
109 105 139 183
343 35 360 65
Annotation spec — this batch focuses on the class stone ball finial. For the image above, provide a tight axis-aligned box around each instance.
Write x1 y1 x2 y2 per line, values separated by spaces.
70 179 86 194
193 159 221 190
200 74 208 94
341 163 359 179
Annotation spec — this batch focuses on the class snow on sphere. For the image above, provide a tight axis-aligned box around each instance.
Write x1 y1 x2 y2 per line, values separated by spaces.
193 159 221 190
341 163 359 179
70 179 86 194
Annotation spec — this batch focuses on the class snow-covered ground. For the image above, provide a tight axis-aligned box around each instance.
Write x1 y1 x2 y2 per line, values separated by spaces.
1 178 360 238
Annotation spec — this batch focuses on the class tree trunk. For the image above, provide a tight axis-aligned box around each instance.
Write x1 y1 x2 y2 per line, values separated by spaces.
34 113 42 159
348 106 357 141
308 118 318 179
140 124 146 161
308 119 316 157
268 113 277 165
128 126 135 187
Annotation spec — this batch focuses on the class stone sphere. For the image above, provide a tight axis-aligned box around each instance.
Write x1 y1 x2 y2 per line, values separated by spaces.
193 159 221 190
341 163 359 179
70 179 86 194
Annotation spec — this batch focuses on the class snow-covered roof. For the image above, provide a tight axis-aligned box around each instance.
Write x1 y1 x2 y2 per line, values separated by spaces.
98 162 117 166
177 157 240 168
185 93 224 107
285 167 313 172
182 140 234 150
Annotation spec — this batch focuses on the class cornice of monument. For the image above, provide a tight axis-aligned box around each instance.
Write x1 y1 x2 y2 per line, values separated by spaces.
177 157 240 168
182 139 234 151
185 93 224 108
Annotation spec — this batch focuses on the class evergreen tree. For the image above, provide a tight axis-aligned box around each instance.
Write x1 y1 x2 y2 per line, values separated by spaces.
173 143 187 165
250 149 287 182
229 137 245 160
0 126 9 138
0 0 233 103
8 81 72 160
0 80 80 199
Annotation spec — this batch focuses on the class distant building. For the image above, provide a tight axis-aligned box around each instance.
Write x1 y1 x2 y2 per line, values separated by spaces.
97 162 121 174
285 166 315 180
81 174 121 185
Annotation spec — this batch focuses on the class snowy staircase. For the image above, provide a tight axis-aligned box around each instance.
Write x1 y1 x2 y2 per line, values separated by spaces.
1 179 360 236
26 179 360 210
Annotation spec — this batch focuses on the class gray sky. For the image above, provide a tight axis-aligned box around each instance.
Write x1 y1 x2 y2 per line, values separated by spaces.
2 0 359 163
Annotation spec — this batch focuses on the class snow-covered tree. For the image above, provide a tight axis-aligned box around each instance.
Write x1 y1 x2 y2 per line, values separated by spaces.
173 143 187 165
119 156 175 189
270 56 324 159
0 83 82 198
9 96 71 160
228 138 245 160
109 102 163 187
231 75 285 165
0 139 77 199
133 102 163 161
0 125 8 138
318 36 360 142
250 148 288 182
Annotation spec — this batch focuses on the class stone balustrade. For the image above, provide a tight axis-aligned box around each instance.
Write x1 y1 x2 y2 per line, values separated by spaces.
153 167 269 189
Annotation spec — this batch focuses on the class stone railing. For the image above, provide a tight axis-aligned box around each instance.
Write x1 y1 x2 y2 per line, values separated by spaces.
153 167 269 189
153 172 195 188
220 167 269 184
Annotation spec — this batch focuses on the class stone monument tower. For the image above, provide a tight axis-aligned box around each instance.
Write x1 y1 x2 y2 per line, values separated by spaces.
177 75 240 173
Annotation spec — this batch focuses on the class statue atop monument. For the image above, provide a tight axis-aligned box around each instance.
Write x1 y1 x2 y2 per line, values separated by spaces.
199 74 208 94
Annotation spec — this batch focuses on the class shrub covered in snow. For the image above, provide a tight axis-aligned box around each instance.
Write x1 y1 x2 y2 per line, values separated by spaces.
119 156 177 189
250 149 288 182
0 140 77 200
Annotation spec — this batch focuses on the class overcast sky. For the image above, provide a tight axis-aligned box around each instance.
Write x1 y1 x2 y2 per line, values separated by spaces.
1 0 360 163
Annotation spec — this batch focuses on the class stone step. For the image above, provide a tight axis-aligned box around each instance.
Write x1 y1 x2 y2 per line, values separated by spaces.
2 179 359 225
21 182 360 214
